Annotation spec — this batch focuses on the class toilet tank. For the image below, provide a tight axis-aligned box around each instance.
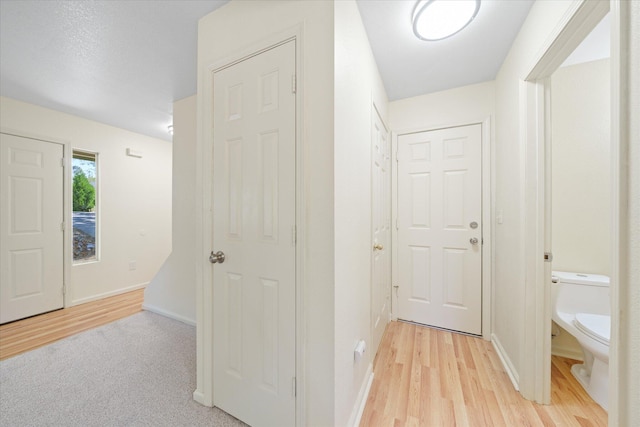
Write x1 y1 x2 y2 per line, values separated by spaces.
551 271 610 316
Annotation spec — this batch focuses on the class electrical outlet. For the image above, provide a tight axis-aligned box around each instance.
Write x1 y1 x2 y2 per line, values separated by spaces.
129 261 137 271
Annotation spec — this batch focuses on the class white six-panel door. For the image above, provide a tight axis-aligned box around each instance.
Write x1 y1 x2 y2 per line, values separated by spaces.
371 107 391 354
211 41 296 427
0 133 64 324
397 124 482 335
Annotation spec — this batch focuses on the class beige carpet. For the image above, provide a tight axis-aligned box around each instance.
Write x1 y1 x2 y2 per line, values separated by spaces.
0 311 247 426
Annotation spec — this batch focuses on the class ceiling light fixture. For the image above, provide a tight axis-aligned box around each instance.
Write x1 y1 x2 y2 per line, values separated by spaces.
412 0 481 41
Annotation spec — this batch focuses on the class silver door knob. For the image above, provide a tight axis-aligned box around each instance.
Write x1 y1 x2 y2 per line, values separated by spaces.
470 237 479 245
209 250 225 264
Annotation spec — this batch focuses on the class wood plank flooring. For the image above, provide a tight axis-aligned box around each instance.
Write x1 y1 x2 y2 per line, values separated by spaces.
0 289 144 360
360 321 608 427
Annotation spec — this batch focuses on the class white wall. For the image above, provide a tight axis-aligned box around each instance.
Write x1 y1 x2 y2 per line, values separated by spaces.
0 96 172 305
196 2 335 424
550 58 611 360
334 1 388 425
389 81 495 132
144 95 196 325
492 0 579 392
551 59 610 276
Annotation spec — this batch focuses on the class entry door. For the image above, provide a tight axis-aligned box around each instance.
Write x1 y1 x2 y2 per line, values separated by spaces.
212 41 296 427
371 107 391 354
0 133 64 324
397 124 482 335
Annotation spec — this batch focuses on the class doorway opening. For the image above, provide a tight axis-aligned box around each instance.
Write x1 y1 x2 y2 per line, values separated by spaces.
548 12 611 411
520 0 617 416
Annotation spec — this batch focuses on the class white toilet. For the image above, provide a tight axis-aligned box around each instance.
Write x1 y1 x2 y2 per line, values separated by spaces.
551 271 610 410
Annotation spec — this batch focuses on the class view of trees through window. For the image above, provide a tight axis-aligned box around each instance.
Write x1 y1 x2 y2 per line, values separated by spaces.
72 151 97 262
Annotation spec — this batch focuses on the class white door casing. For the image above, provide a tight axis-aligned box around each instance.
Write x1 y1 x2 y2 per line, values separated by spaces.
371 106 391 355
211 41 296 427
397 124 483 335
0 133 64 324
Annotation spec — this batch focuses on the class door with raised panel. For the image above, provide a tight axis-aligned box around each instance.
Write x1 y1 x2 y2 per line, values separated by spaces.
0 133 64 324
211 41 296 426
397 124 482 335
371 107 391 354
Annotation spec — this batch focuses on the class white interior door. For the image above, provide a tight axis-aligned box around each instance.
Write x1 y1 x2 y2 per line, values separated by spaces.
1 133 64 324
371 107 391 355
212 41 296 427
397 124 482 335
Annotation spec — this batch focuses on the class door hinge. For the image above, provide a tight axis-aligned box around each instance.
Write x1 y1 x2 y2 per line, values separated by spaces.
292 225 297 245
292 377 297 397
60 158 65 167
60 222 65 231
291 74 297 94
544 252 553 262
62 285 66 296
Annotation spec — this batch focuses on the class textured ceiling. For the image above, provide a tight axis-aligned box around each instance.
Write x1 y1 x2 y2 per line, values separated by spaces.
0 0 228 141
1 0 539 142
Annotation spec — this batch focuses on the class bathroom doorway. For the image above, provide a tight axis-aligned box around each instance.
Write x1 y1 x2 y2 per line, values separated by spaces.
548 12 611 409
518 0 617 410
549 17 611 357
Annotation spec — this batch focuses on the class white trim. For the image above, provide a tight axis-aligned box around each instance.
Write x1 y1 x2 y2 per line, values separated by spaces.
69 281 147 306
608 1 628 424
480 117 493 341
348 364 374 427
519 0 611 407
551 346 584 361
491 333 520 391
391 117 493 339
141 303 196 326
390 131 399 321
524 1 609 81
194 25 306 426
520 77 549 403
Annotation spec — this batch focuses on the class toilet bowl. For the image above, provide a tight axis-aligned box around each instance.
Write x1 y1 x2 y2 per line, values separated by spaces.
551 271 610 410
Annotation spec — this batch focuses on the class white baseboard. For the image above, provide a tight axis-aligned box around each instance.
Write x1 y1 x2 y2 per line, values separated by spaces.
192 390 212 407
142 303 196 326
348 363 374 427
551 345 584 361
491 333 520 391
69 282 148 306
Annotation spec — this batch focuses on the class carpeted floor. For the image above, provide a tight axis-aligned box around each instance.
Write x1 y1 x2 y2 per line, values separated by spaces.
0 311 247 426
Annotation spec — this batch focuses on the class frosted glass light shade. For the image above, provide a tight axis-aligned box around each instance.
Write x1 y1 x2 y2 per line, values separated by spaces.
412 0 481 41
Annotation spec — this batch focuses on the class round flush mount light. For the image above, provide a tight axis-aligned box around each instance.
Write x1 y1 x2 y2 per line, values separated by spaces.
412 0 481 41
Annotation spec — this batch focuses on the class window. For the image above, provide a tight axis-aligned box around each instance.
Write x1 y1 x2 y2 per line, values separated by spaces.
72 151 98 263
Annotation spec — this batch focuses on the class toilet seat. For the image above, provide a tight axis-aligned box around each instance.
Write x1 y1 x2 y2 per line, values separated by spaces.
574 313 610 346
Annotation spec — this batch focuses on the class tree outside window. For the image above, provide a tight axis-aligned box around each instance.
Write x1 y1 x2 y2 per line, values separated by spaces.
72 151 97 262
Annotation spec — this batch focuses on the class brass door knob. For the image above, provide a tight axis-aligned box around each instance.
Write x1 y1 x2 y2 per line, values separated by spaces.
373 243 383 251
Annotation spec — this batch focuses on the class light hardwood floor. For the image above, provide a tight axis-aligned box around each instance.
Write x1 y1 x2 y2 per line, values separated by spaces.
0 289 144 360
360 321 608 427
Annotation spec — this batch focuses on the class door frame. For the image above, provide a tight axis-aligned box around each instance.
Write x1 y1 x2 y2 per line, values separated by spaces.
0 128 71 310
194 26 306 426
391 117 493 340
518 0 625 417
370 101 391 354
